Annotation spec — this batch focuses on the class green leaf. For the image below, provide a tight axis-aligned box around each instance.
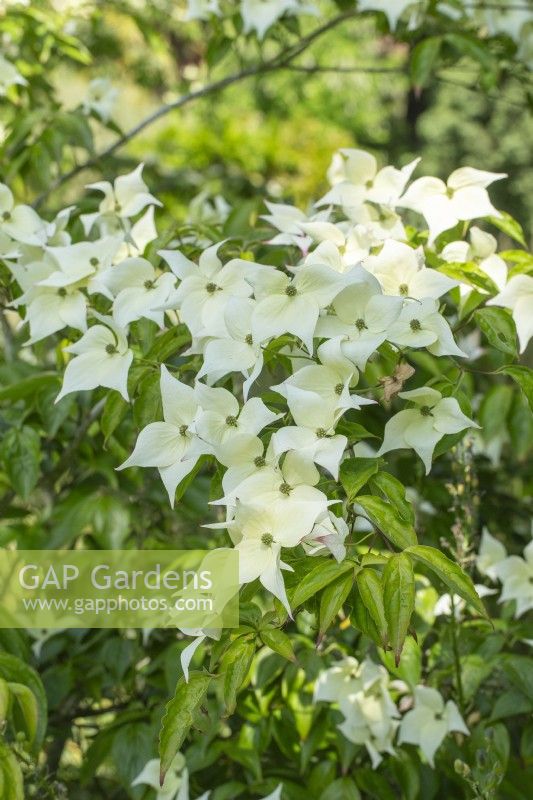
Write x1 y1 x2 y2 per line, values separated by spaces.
368 472 415 524
340 458 379 502
500 365 533 412
356 568 387 648
319 571 354 638
221 638 255 715
502 655 533 700
144 325 191 361
383 553 415 666
349 585 383 647
320 777 361 800
410 37 442 88
488 212 527 247
437 261 498 294
158 672 212 782
445 33 495 70
0 654 47 751
0 373 58 402
0 740 23 800
356 495 417 549
474 307 517 357
101 391 129 444
406 545 487 617
0 679 9 721
289 559 354 609
1 426 41 500
260 629 296 662
380 637 422 689
8 683 38 746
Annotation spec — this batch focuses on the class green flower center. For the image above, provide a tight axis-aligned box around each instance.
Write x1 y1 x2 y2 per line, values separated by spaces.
261 533 274 547
90 257 99 267
179 424 188 436
2 211 11 221
316 428 327 438
144 279 155 290
420 405 433 417
355 318 367 331
285 285 297 297
245 334 253 346
58 288 67 297
399 283 409 296
254 456 266 467
205 282 219 294
410 319 422 331
279 482 292 495
225 415 238 427
105 343 117 355
335 383 344 395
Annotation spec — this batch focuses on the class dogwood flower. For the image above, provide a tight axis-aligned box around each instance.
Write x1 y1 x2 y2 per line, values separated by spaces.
318 148 419 213
56 316 133 402
19 285 88 344
132 754 209 800
302 511 349 561
194 382 280 455
240 0 317 39
185 0 220 20
262 200 319 251
214 450 330 527
272 358 374 422
42 236 123 291
356 0 420 28
0 183 49 246
365 240 458 299
179 627 220 682
161 244 259 338
387 298 467 357
299 221 374 272
476 528 507 581
81 164 162 233
377 387 478 473
216 434 277 496
196 297 264 398
263 787 283 800
226 501 303 614
315 658 399 768
270 393 348 479
251 263 346 352
487 274 533 353
316 280 403 369
0 53 27 95
101 257 177 327
118 366 211 505
398 686 468 766
496 540 533 618
82 78 118 122
441 226 507 295
400 167 506 242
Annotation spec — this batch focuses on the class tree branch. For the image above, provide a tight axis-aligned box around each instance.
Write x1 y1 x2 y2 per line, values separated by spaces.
33 10 359 209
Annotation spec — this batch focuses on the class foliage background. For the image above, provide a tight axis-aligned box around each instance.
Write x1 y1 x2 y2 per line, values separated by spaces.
0 1 532 799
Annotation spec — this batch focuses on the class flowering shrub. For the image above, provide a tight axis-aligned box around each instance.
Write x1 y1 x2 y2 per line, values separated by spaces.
0 1 532 798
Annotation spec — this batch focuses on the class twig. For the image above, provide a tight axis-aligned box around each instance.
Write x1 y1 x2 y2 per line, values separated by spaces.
33 10 359 209
449 594 466 714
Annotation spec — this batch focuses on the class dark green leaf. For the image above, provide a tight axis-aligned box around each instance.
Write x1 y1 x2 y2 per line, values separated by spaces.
383 553 415 666
340 458 379 502
159 672 212 781
356 495 417 549
474 307 517 356
406 545 487 617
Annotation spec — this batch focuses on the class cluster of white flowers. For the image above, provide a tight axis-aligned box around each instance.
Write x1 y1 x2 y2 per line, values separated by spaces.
3 146 530 617
132 751 282 800
476 528 533 618
0 52 27 96
314 656 468 769
185 0 319 38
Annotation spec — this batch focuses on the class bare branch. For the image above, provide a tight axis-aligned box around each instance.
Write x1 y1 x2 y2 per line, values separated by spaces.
33 10 359 209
